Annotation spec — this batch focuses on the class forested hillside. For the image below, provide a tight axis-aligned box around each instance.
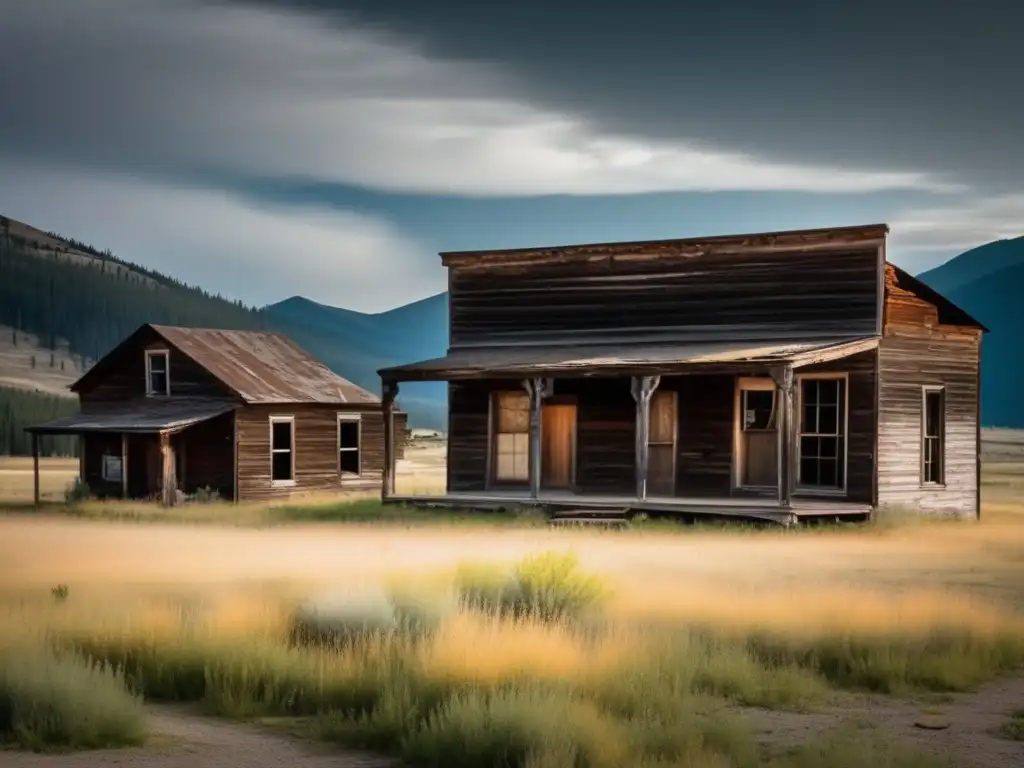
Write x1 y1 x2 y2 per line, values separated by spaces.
0 215 448 440
0 387 78 456
0 221 264 365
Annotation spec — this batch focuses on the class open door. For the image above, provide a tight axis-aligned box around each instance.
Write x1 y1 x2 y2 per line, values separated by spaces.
541 403 576 489
736 378 778 489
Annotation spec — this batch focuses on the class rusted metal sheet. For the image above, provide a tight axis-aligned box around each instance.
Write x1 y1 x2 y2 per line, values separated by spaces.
381 337 878 381
151 325 379 405
26 398 236 434
71 324 378 405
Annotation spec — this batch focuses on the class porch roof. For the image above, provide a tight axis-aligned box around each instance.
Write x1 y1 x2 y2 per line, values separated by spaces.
379 335 880 381
25 398 237 435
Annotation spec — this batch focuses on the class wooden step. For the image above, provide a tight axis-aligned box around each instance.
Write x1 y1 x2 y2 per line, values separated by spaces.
548 508 630 527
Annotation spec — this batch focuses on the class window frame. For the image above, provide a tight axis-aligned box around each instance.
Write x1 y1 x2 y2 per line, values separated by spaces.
269 414 296 487
101 453 122 483
144 349 170 397
921 385 946 487
489 390 531 487
794 372 849 495
338 412 362 478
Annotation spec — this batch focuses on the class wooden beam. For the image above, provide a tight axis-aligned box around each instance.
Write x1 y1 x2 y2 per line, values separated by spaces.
32 432 40 507
160 431 176 507
771 365 795 507
631 375 660 501
382 382 398 500
120 433 128 500
523 377 552 500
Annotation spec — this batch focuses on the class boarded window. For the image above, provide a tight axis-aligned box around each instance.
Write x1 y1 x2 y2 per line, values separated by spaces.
494 391 529 482
922 387 945 484
339 415 361 476
146 350 169 396
270 417 294 483
798 377 846 489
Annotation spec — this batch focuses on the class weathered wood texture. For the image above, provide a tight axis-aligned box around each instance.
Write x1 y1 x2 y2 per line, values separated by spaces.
448 247 881 348
445 364 875 501
178 411 235 499
235 404 384 501
77 327 233 405
877 268 981 518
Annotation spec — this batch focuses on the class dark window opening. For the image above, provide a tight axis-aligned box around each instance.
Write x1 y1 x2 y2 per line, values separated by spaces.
923 388 945 484
270 418 293 483
742 389 777 431
339 417 360 476
147 352 168 395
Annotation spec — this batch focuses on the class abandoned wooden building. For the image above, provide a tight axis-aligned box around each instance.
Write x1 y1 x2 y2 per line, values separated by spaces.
26 324 407 504
378 223 986 523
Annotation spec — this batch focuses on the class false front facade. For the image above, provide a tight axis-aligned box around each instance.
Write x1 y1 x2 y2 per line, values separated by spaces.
379 224 985 523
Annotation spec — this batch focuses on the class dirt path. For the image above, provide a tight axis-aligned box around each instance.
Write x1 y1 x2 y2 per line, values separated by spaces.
749 675 1024 768
4 682 1022 767
3 706 397 768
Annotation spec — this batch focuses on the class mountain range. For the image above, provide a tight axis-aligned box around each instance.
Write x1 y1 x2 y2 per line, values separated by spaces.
1 214 1022 432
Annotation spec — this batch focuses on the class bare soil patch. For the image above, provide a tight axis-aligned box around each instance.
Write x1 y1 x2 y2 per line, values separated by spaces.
2 705 397 768
750 675 1024 768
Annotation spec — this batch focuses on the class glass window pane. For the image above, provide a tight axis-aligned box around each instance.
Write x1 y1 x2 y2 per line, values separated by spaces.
339 421 359 449
818 458 838 487
743 389 776 431
801 404 817 434
272 421 292 450
272 451 292 481
340 449 359 475
148 354 167 373
818 436 838 460
800 436 819 459
817 405 838 435
800 457 819 486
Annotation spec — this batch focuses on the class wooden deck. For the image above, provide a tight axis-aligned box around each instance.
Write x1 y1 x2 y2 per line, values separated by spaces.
386 490 872 526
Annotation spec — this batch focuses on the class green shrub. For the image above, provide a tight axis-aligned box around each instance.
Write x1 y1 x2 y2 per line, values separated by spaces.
455 552 608 623
1000 710 1024 741
767 722 954 768
63 478 91 504
0 646 147 751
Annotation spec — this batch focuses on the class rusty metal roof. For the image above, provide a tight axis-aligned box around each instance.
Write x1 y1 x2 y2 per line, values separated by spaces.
26 398 236 435
150 326 380 405
380 336 880 381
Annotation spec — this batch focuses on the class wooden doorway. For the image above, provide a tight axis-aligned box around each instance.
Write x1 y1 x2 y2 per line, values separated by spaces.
735 378 778 489
541 403 576 489
648 390 677 496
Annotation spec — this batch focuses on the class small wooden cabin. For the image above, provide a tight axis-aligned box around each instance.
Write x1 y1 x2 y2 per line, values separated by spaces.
379 224 986 524
27 324 407 504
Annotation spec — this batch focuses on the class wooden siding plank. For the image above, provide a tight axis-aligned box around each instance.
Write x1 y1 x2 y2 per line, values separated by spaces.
449 249 880 348
235 404 385 502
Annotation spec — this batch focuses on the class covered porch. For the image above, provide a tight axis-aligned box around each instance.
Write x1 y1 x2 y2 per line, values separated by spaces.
378 336 880 524
25 398 237 506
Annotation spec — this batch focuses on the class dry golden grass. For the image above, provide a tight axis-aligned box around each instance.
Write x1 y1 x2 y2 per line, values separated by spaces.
0 455 79 502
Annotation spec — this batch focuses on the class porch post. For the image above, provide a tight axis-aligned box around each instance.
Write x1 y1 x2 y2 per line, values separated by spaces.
159 431 177 507
523 377 552 500
120 433 128 500
32 432 40 507
382 381 398 500
772 365 795 507
630 375 661 501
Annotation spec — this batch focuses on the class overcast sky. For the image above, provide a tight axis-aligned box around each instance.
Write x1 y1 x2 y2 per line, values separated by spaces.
1 0 1021 311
